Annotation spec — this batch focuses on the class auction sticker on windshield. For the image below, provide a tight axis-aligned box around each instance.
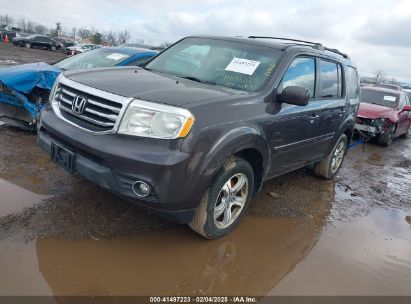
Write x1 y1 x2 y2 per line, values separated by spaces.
384 96 396 102
106 53 128 60
225 57 261 75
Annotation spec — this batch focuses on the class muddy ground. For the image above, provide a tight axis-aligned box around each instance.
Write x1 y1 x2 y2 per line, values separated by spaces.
0 44 410 297
0 42 66 67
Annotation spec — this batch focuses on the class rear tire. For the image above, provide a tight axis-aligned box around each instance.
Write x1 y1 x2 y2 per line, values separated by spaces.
314 134 348 180
25 42 31 49
51 45 56 52
189 157 254 239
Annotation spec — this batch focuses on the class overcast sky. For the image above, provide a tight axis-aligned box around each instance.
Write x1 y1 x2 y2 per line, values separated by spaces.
4 0 411 82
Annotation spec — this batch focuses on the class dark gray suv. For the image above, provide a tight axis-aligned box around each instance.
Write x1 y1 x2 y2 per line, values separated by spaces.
37 36 360 238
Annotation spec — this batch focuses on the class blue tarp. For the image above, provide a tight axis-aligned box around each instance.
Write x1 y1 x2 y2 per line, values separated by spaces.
0 62 61 93
0 62 61 121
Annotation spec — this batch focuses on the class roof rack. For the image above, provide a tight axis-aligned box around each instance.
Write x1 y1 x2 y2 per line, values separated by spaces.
247 36 349 59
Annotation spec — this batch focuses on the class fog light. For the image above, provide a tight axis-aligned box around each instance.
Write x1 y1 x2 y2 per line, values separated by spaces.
132 181 151 198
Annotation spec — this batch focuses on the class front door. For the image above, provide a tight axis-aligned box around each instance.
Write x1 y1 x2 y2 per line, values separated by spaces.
268 56 321 176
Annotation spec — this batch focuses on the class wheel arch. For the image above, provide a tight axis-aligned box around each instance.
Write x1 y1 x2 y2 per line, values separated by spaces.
195 126 270 198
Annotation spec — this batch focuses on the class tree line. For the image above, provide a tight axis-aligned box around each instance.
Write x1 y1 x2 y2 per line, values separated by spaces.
0 14 131 46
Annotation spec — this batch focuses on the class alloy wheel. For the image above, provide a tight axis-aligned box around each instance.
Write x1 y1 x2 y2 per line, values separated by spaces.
214 173 249 229
330 141 346 174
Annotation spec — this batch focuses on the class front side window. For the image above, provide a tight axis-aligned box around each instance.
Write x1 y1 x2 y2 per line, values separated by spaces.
145 37 283 92
360 88 398 108
319 60 341 98
398 93 406 109
281 57 315 98
346 66 359 99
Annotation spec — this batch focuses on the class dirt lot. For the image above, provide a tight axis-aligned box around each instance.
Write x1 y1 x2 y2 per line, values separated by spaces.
0 44 410 297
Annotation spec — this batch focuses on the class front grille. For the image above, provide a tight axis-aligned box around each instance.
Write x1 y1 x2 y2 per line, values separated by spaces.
55 84 123 132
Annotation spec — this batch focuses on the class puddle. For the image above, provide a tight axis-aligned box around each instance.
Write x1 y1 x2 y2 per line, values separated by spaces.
0 178 48 216
1 206 410 296
271 208 411 295
0 216 324 296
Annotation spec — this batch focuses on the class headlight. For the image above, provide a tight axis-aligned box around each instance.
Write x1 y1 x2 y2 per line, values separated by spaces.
118 99 195 139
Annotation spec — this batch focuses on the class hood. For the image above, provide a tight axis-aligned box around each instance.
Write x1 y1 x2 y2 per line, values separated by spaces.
357 102 395 119
0 62 61 93
64 67 239 107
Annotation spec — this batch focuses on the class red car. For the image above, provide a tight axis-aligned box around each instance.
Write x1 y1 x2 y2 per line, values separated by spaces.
356 86 411 146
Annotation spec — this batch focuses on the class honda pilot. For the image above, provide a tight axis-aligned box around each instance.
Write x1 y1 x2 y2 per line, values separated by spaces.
37 36 360 238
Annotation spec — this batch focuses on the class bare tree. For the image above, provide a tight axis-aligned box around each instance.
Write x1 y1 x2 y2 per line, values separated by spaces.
17 18 26 31
373 69 386 84
72 27 77 40
34 24 47 34
26 21 35 33
78 28 91 39
105 31 117 46
117 30 130 45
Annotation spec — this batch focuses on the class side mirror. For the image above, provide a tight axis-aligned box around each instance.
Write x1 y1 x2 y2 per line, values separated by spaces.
402 105 411 112
278 86 310 106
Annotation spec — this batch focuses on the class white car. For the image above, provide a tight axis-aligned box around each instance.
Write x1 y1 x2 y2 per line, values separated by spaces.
66 44 100 55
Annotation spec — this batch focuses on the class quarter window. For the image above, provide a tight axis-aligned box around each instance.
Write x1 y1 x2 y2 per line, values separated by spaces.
346 66 359 99
282 57 315 98
319 60 341 98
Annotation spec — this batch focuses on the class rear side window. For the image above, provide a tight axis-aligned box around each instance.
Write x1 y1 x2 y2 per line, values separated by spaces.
282 57 316 98
319 60 341 98
346 67 359 99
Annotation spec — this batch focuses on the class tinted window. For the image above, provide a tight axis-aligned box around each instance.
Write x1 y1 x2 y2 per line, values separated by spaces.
320 60 340 98
360 88 398 108
282 57 315 98
346 67 359 99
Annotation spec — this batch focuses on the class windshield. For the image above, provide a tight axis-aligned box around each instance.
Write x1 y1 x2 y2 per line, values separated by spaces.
54 48 131 70
360 88 398 108
145 37 282 92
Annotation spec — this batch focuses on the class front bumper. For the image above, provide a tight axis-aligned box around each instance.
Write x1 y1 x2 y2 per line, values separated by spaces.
37 108 200 224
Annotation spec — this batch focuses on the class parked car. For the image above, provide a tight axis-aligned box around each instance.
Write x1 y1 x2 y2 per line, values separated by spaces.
11 34 62 51
120 43 165 51
37 35 360 238
0 47 158 127
66 44 100 55
54 37 75 49
356 86 411 146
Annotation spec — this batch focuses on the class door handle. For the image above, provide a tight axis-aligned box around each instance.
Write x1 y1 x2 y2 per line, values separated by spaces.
308 114 320 124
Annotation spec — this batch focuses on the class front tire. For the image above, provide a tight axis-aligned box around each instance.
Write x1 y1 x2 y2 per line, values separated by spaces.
400 127 410 139
189 157 254 239
314 134 348 179
25 42 31 49
378 125 396 146
50 45 56 52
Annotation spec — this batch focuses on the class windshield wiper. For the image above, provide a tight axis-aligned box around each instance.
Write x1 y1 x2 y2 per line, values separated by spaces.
180 76 216 85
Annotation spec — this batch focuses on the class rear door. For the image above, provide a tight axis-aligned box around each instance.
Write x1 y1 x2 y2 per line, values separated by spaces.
310 59 346 160
269 56 322 175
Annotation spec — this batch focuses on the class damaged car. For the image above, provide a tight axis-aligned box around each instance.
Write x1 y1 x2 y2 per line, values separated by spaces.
355 86 411 146
0 47 158 128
